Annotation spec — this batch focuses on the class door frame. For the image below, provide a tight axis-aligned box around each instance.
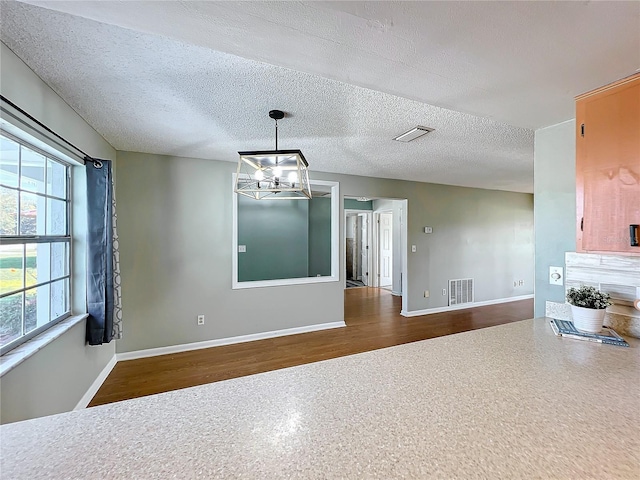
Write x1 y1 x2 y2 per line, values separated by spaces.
344 209 373 289
373 210 393 288
343 199 408 316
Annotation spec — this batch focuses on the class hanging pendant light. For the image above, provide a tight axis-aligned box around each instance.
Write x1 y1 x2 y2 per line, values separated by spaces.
235 110 311 200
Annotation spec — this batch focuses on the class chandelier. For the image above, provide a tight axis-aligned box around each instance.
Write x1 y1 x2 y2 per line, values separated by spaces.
235 110 311 200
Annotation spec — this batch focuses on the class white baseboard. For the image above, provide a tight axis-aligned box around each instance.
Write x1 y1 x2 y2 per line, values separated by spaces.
391 290 402 296
74 354 117 410
117 321 347 362
400 294 534 317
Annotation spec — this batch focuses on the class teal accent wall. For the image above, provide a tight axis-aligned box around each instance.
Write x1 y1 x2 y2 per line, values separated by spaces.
237 196 332 281
308 197 332 277
237 196 309 281
344 199 373 210
533 120 576 317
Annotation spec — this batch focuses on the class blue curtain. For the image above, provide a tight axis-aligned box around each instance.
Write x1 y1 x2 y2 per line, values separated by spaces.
86 159 115 345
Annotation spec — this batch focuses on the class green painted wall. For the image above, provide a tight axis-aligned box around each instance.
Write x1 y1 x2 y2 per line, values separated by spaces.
533 120 576 317
237 196 309 281
344 199 373 210
237 196 332 281
308 197 332 277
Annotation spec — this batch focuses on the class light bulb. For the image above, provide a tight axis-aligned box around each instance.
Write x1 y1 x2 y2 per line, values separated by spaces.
254 170 264 181
288 172 298 183
273 166 283 177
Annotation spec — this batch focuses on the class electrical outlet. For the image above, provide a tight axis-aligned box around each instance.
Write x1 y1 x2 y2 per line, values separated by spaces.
424 290 430 298
442 289 447 296
411 245 417 253
197 315 205 325
518 280 524 286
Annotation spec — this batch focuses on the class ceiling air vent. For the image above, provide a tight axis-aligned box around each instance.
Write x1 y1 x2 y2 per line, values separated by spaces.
393 126 434 142
449 278 474 306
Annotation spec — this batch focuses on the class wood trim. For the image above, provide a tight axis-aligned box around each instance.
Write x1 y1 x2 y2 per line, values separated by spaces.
575 72 640 101
575 99 585 252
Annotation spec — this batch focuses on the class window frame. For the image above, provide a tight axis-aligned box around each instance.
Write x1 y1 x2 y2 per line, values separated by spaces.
0 131 73 355
231 176 340 289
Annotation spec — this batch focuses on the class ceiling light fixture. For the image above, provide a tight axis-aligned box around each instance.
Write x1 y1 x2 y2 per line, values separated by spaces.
235 110 311 200
393 126 434 142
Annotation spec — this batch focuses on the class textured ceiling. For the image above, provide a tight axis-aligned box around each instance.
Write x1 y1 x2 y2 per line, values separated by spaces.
1 1 638 193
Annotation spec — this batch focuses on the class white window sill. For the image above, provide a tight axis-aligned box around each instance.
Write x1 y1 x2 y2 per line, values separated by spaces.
0 314 88 378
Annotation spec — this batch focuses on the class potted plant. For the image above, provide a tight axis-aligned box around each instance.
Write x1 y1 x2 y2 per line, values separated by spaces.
566 285 611 333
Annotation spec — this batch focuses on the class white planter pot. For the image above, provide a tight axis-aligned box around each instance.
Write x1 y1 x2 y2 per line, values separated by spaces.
570 305 606 333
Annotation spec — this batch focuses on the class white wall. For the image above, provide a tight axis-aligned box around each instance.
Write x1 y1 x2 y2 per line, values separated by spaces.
0 43 116 423
115 151 534 353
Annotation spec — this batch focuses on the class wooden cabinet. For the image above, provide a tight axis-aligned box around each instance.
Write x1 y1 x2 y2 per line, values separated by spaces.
576 73 640 255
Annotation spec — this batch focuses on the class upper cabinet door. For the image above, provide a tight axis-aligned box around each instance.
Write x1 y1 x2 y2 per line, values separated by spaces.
576 74 640 255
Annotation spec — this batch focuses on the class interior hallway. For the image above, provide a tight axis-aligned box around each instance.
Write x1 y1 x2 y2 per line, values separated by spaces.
89 289 533 406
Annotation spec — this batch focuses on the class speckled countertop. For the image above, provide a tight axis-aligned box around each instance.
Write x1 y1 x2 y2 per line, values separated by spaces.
1 318 639 479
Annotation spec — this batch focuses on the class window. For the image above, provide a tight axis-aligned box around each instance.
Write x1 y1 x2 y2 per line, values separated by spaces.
232 178 340 289
0 133 71 354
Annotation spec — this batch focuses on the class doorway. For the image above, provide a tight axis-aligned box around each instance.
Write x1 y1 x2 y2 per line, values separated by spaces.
344 197 408 315
377 212 393 289
345 211 372 288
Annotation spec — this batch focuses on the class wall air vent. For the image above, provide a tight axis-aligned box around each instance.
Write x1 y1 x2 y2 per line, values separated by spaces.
449 278 474 306
393 126 434 142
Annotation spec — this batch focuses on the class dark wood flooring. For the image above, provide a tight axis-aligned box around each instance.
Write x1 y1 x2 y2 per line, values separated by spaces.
89 288 533 407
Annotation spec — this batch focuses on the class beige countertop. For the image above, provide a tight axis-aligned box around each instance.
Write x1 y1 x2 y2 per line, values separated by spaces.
1 318 639 479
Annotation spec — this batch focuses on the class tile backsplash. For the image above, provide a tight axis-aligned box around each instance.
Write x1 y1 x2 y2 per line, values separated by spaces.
545 252 640 339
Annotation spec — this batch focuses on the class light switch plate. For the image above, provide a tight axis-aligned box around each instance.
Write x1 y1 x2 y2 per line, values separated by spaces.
424 226 433 234
411 245 417 253
238 245 247 253
549 266 563 286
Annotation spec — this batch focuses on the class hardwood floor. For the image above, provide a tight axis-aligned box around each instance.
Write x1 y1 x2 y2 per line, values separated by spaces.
89 289 533 407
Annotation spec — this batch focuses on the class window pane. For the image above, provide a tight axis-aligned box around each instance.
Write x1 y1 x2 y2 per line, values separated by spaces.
24 287 41 334
25 243 50 287
46 198 67 235
50 278 68 319
0 291 23 347
20 147 45 193
23 285 51 333
0 135 20 188
0 137 71 353
0 186 18 235
20 192 45 235
0 243 24 295
51 242 68 280
46 159 67 199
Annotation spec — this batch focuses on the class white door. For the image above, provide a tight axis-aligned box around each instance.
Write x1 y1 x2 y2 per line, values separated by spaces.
360 214 369 286
379 213 393 287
